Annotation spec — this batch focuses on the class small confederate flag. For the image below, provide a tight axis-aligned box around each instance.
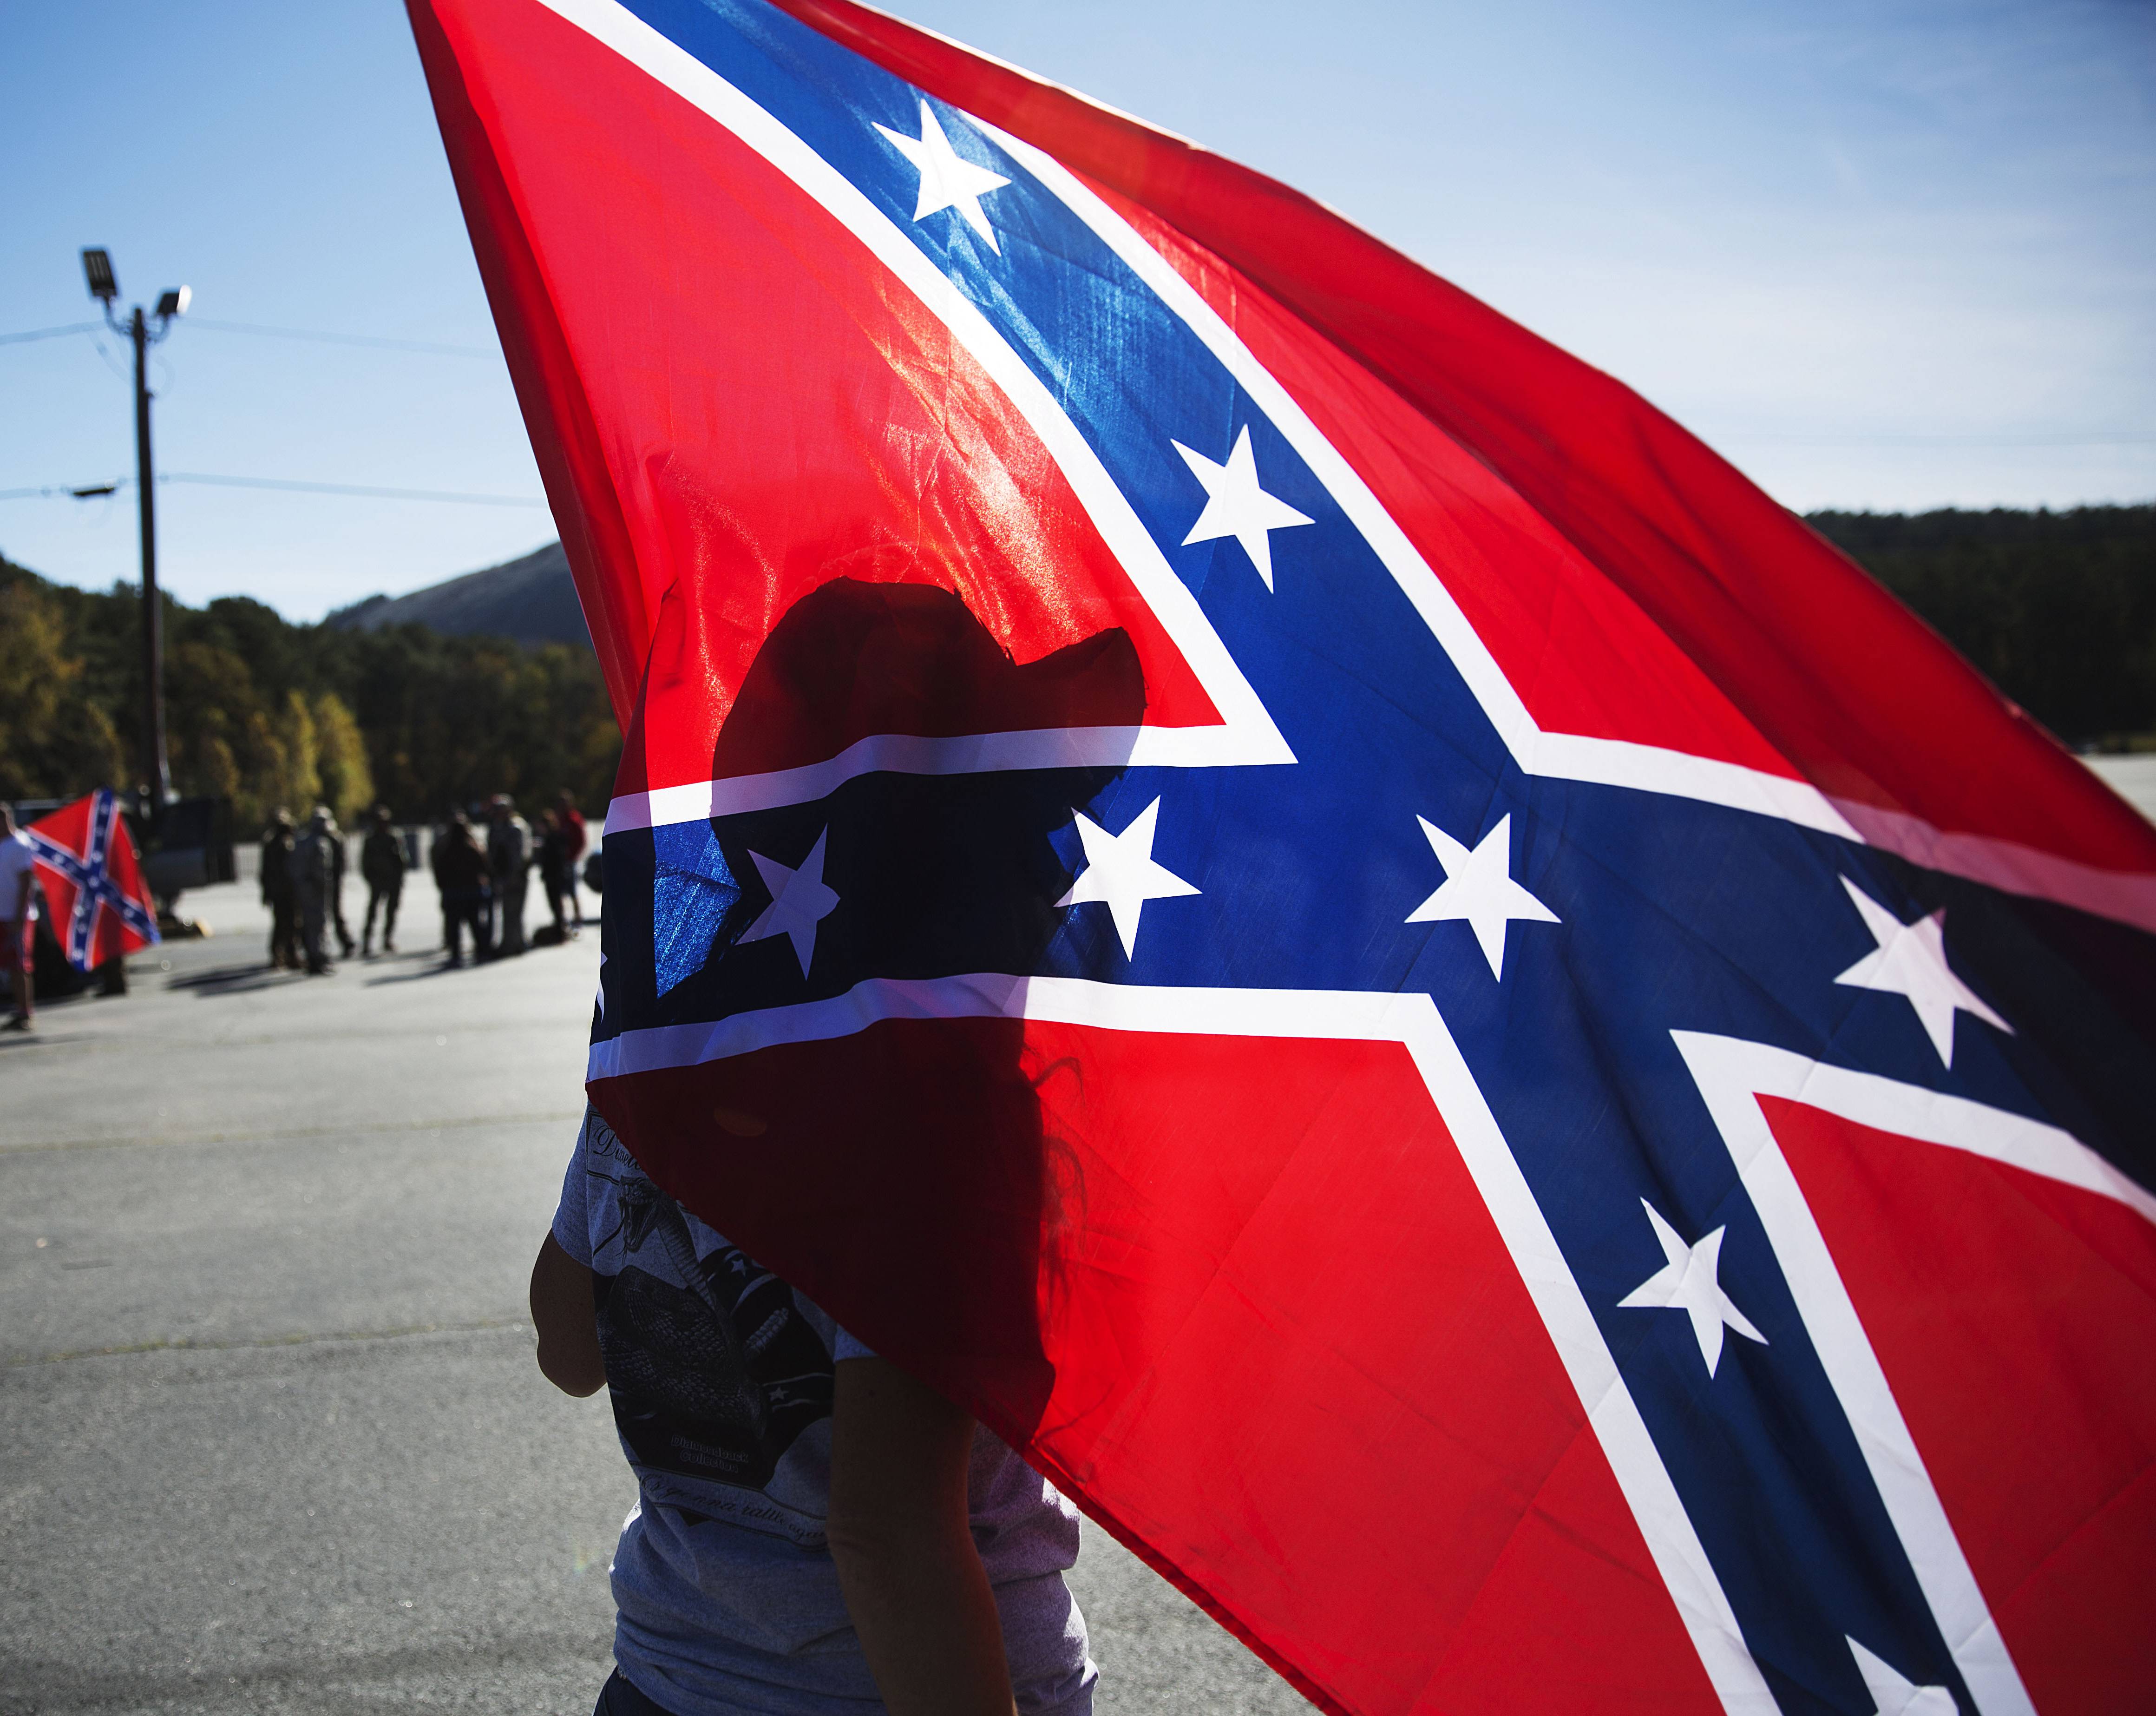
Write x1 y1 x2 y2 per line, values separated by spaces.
27 790 161 971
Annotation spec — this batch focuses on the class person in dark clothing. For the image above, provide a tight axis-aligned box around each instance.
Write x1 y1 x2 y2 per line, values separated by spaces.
537 809 578 940
360 806 405 957
323 808 357 960
431 813 492 968
290 806 341 976
260 809 301 970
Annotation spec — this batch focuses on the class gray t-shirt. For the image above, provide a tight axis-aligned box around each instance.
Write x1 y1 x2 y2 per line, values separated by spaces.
0 830 39 924
553 1108 1095 1715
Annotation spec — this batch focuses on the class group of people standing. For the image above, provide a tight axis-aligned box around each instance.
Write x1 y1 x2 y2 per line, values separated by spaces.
258 791 588 975
428 791 589 967
259 804 373 975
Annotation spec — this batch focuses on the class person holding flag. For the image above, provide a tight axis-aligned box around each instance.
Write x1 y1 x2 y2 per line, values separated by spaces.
1 803 38 1030
412 1 2156 1713
531 1105 1094 1716
16 789 159 997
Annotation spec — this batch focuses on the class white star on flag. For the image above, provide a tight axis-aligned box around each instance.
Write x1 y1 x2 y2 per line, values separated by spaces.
1847 1637 1955 1716
1171 425 1314 590
741 828 839 979
1058 796 1199 960
595 949 607 1019
873 99 1011 252
1833 876 2010 1067
1617 1200 1768 1378
1406 812 1559 980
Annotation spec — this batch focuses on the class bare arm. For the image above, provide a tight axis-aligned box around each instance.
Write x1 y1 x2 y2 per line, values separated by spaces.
529 1231 607 1397
827 1357 1018 1716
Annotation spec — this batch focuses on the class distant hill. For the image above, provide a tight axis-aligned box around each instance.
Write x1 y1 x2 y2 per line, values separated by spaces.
326 540 590 649
2 549 618 822
324 502 2153 742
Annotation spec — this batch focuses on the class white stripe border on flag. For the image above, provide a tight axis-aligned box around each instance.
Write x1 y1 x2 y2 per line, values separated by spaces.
531 0 1292 846
1669 1030 2130 1716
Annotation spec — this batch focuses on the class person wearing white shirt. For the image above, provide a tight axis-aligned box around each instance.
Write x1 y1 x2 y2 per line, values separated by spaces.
0 804 39 1030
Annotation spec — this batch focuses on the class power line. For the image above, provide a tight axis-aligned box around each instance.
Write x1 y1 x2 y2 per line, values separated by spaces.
1 473 546 508
162 472 545 507
0 318 498 358
0 322 103 345
185 318 498 358
0 482 124 500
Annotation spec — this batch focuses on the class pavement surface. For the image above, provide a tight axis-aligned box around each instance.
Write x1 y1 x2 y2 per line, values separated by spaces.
1 865 1310 1715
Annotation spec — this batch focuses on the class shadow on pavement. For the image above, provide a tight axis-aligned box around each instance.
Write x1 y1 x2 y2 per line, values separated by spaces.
361 946 585 987
164 962 310 998
362 960 477 986
0 1028 96 1051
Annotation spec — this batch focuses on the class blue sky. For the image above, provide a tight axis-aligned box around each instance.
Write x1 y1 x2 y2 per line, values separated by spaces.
3 0 2150 620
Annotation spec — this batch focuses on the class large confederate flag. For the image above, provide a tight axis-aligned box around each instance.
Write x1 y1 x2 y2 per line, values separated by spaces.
407 2 2156 1711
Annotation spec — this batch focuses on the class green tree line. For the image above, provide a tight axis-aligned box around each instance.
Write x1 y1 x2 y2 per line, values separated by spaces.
3 503 2149 827
1807 504 2156 746
0 555 619 829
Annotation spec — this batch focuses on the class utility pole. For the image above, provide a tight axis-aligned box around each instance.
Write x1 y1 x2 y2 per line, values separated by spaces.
129 301 166 811
82 248 188 818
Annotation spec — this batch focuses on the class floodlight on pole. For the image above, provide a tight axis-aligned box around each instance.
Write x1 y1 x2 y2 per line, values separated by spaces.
156 285 190 321
82 247 118 302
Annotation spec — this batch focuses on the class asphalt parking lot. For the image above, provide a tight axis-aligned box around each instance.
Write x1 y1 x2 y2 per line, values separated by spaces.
0 864 1309 1715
